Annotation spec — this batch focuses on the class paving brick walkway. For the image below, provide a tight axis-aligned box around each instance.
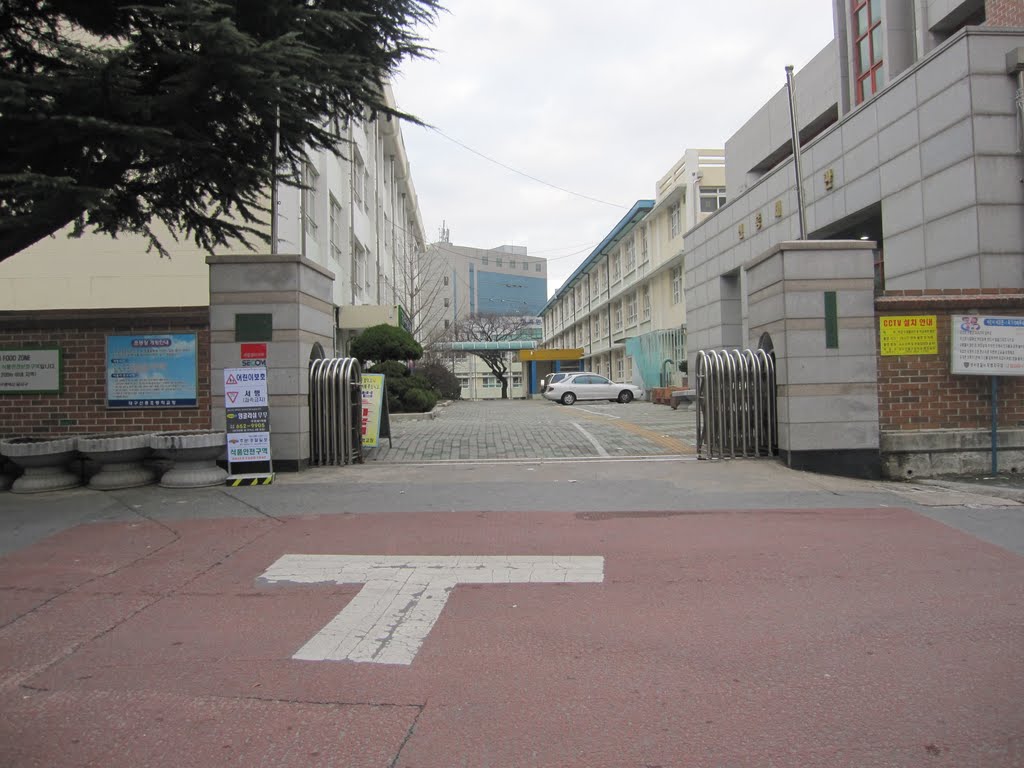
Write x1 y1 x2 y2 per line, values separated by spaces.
366 399 697 463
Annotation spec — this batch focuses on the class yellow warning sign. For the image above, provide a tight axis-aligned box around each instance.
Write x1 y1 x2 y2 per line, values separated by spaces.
879 315 938 356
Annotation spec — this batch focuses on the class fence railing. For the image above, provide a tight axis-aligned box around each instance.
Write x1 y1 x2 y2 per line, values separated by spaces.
309 357 363 466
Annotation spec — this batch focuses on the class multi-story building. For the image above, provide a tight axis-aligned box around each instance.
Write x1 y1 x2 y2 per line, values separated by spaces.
0 84 427 357
419 241 548 343
419 240 547 400
684 0 1024 476
540 149 726 389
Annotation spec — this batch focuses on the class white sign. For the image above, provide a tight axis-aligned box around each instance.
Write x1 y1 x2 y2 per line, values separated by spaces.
951 315 1024 376
259 554 605 665
223 367 268 407
0 348 60 393
227 431 271 462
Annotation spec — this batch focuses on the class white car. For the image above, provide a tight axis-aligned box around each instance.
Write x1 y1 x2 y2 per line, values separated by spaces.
543 373 644 405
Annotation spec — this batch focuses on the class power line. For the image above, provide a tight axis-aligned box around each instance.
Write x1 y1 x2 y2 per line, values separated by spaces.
428 127 628 210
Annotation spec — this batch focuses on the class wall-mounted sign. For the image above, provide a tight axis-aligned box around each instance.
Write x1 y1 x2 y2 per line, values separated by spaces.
240 342 267 367
106 334 197 408
951 315 1024 376
879 315 938 356
0 348 62 394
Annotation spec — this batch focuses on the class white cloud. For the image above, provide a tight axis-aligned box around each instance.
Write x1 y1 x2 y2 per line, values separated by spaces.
392 0 835 295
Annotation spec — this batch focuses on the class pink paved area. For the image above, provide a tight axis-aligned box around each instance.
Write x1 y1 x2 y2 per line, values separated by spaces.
1 507 1022 767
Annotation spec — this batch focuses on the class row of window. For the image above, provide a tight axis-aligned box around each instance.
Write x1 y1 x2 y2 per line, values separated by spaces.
478 255 543 272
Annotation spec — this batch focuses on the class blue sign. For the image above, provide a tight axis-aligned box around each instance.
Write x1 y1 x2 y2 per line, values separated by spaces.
106 334 198 408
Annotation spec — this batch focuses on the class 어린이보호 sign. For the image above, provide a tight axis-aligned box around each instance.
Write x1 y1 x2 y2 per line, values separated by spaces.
879 315 938 356
223 368 268 408
106 334 197 408
951 315 1024 376
0 348 61 394
361 373 385 448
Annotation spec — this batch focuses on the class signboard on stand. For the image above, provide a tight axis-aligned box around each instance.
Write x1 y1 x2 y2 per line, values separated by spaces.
360 373 392 449
224 365 274 485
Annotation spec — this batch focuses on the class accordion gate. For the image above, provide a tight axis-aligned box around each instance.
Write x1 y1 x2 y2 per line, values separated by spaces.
695 349 777 460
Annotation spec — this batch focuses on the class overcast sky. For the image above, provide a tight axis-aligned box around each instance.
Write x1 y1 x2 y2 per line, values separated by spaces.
391 1 836 297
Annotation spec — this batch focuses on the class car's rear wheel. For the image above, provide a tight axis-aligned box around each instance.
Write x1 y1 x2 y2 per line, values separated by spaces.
617 390 634 403
561 392 577 405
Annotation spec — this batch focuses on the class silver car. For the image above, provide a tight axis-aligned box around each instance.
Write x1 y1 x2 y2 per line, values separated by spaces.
542 373 644 405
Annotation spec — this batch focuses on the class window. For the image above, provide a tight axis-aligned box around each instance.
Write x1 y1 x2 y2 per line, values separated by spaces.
513 375 522 387
329 195 342 261
508 260 516 269
302 161 319 240
496 257 503 267
624 236 636 272
699 187 727 213
443 276 449 286
482 255 489 265
853 0 884 105
671 266 683 304
445 319 450 329
352 152 365 210
524 262 530 271
626 293 637 325
534 263 541 272
612 252 621 281
353 241 367 298
459 377 469 389
643 286 651 320
614 302 622 329
640 226 649 263
444 298 450 308
669 203 681 238
616 356 624 381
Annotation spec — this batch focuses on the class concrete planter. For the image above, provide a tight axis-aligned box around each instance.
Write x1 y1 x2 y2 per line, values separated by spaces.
150 431 227 488
77 433 157 490
0 436 82 494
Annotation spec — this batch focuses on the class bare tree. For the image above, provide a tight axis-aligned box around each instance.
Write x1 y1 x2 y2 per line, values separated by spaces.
449 313 536 399
395 242 449 345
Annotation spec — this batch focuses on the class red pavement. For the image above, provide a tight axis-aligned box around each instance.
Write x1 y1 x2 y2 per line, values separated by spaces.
0 507 1022 767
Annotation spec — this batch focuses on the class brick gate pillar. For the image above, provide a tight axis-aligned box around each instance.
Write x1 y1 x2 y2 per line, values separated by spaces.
206 254 335 471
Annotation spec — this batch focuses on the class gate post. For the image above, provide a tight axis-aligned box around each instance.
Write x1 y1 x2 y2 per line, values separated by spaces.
746 240 880 478
207 254 336 471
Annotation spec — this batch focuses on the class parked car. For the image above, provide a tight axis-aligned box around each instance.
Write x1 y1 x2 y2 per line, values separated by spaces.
543 373 644 405
540 371 594 393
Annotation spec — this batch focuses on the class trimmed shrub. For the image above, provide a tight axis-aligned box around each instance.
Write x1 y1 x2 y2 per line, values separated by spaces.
414 362 461 400
350 324 422 365
403 387 438 413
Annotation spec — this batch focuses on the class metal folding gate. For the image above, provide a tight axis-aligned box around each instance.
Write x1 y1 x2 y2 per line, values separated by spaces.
309 357 363 466
695 348 777 460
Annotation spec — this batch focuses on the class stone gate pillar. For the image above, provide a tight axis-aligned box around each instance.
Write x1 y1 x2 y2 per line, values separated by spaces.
206 254 335 471
746 240 880 478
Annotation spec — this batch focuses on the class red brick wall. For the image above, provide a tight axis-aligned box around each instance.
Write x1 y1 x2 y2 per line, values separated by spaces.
985 0 1024 27
0 307 211 438
876 291 1024 431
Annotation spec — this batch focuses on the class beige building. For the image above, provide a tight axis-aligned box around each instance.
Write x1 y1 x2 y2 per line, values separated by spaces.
0 84 427 356
540 149 725 389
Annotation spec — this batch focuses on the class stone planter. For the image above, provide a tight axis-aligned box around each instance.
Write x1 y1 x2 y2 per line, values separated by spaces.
150 431 227 488
77 433 157 490
0 436 82 494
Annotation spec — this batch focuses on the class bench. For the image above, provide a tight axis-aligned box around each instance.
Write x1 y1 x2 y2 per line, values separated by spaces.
669 389 696 410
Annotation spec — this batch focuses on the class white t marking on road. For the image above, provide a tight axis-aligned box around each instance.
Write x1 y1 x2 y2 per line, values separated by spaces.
258 555 604 665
